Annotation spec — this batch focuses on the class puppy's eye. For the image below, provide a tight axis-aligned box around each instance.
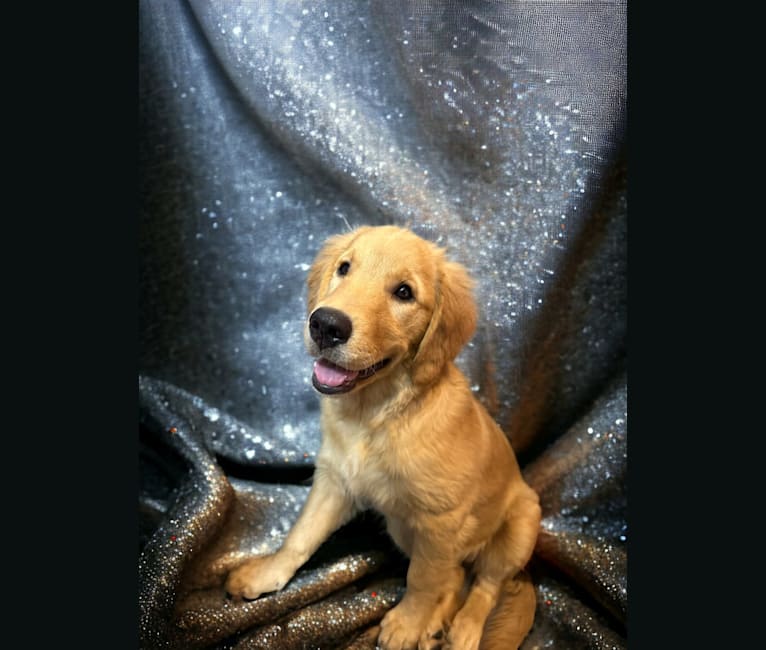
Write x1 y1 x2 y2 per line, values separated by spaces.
337 261 350 276
394 283 414 301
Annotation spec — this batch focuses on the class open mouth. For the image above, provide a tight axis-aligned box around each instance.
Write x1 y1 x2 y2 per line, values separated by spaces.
312 357 391 395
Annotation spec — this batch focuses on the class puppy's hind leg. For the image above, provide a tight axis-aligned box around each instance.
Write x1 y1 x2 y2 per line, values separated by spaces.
479 570 536 650
446 494 540 650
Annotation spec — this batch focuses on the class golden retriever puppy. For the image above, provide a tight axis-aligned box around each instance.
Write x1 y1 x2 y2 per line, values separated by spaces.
226 225 541 650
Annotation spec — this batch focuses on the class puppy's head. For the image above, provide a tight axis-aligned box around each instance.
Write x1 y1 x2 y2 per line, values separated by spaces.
304 225 477 395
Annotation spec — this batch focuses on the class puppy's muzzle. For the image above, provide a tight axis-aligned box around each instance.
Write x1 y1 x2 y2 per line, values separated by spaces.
309 307 352 350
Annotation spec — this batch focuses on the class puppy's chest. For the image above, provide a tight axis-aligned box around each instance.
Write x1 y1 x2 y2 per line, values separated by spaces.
322 427 407 513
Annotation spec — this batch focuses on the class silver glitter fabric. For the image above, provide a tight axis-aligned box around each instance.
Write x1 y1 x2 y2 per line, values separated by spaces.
139 0 626 647
524 373 627 647
233 581 405 649
524 575 626 650
175 550 392 649
140 376 316 468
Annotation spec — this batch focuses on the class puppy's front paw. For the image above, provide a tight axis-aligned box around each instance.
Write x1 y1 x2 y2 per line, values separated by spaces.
417 588 460 649
225 554 293 600
445 613 483 650
379 602 424 650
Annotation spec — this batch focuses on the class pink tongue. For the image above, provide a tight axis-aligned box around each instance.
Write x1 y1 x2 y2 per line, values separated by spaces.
313 359 359 387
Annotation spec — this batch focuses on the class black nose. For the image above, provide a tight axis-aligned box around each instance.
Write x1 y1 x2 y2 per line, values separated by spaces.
309 307 353 350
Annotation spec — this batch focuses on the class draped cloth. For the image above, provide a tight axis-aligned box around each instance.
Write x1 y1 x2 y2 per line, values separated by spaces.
139 1 626 647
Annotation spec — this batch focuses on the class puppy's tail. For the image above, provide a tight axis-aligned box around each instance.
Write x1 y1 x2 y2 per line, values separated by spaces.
479 570 536 650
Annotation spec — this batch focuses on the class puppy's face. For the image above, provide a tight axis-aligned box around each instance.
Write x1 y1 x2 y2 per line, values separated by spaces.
304 226 476 395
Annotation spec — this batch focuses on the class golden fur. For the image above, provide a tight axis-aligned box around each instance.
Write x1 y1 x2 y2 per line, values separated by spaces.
226 225 541 649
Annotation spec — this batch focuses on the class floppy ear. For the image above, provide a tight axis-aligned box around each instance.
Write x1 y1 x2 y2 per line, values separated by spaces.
412 253 477 386
306 227 370 314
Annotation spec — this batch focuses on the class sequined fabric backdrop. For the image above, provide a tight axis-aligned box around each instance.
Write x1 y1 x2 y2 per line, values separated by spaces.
139 1 626 648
